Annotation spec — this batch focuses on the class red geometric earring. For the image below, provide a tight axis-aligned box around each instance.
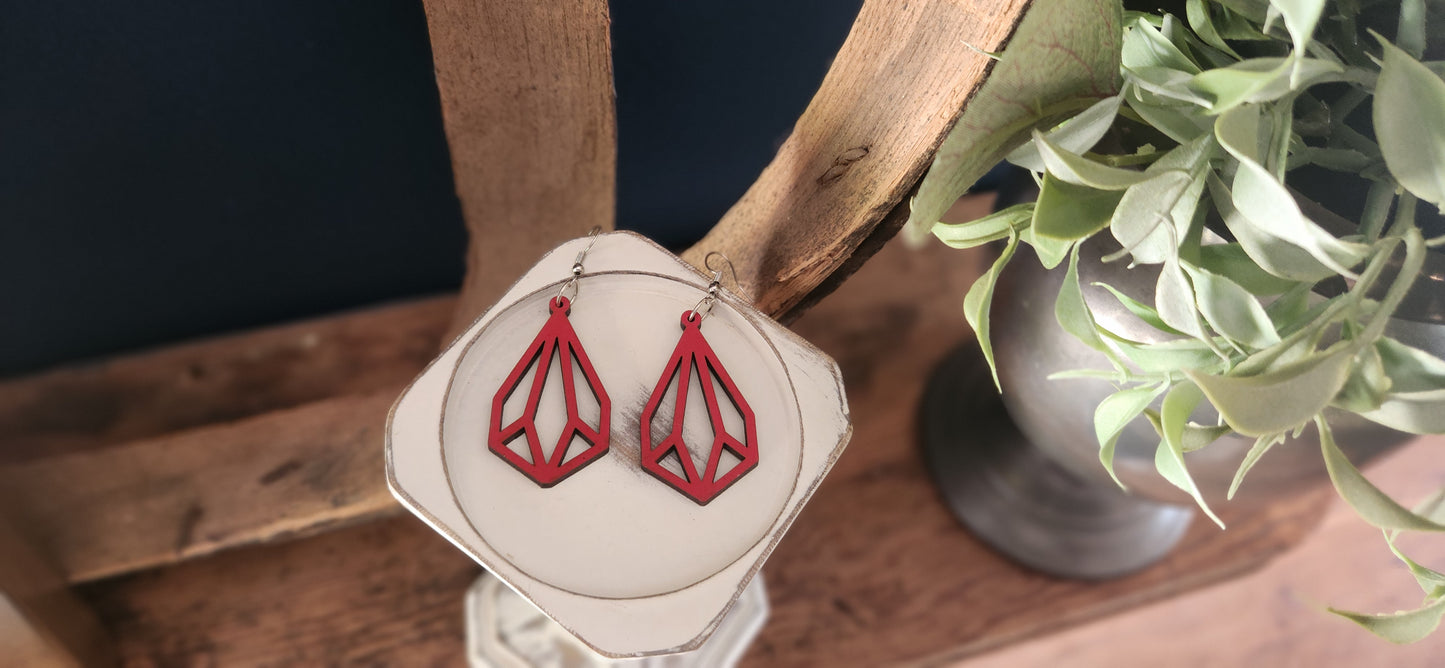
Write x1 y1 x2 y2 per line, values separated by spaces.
489 232 610 487
640 254 758 505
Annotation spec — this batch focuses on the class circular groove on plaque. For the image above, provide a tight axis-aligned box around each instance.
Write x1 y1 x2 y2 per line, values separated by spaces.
442 272 803 599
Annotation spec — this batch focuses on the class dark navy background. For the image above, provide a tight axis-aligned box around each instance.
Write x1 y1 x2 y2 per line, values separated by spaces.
0 1 862 375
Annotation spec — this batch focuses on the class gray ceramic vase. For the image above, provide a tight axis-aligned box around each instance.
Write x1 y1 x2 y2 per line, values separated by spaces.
923 234 1445 579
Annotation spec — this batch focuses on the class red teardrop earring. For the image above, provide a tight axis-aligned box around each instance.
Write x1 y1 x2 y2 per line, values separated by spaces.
489 231 610 487
640 254 758 505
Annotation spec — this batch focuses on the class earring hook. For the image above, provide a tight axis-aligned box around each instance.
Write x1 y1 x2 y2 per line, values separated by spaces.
689 251 737 326
556 226 603 305
703 251 738 290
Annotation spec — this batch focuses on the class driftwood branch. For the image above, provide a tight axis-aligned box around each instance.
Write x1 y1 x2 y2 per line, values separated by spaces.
426 0 617 338
441 0 1033 325
681 0 1032 319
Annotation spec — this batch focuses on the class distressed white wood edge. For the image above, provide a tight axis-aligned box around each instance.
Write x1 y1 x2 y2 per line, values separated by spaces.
464 571 770 667
386 231 852 658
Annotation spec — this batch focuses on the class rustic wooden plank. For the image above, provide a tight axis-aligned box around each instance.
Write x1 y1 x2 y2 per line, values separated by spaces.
78 198 1333 666
423 0 617 337
0 297 452 466
80 518 474 668
0 512 113 667
1 391 404 584
681 0 1031 319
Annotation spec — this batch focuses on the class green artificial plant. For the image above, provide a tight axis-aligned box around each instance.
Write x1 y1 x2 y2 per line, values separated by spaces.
907 0 1445 643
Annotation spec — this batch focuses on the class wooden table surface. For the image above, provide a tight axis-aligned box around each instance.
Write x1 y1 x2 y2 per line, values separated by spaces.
961 434 1445 667
62 196 1332 666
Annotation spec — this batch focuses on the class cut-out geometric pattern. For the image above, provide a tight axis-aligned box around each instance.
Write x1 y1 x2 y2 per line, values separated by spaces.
489 296 610 487
641 311 758 505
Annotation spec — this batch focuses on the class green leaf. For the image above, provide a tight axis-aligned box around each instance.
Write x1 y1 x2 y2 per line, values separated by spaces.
1385 526 1445 595
1215 1 1273 40
1184 261 1281 348
905 0 1123 240
1189 57 1342 114
1126 66 1216 106
1103 332 1227 373
1096 282 1186 335
1187 344 1354 436
1330 597 1445 645
1232 161 1368 275
1179 421 1234 452
1374 37 1445 208
1360 389 1445 434
1216 105 1371 277
1034 131 1154 190
1397 0 1427 60
1214 101 1267 162
1126 88 1212 143
1022 224 1073 270
1228 432 1283 499
1207 175 1337 281
932 203 1034 249
1268 0 1326 62
1094 384 1168 487
1187 0 1242 58
1335 343 1390 413
1109 134 1214 264
1123 16 1201 74
1007 95 1124 172
1049 368 1133 381
1196 243 1297 295
964 232 1021 391
1357 228 1427 346
1056 244 1116 359
1157 256 1209 339
1155 381 1225 528
1264 283 1312 329
1111 171 1195 263
1287 146 1374 172
1319 416 1445 531
1376 337 1445 393
1359 178 1397 241
1033 174 1126 240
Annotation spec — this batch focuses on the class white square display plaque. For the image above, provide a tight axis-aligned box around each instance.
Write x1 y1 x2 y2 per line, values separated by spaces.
386 231 851 658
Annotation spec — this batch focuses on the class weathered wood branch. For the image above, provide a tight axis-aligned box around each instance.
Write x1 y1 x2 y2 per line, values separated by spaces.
681 0 1032 319
423 0 617 338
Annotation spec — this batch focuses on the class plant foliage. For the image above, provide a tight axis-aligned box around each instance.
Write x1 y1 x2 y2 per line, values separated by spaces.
910 0 1445 642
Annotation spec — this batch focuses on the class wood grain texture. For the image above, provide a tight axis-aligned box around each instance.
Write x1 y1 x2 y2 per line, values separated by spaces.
79 197 1332 666
423 0 617 337
0 296 452 466
1 391 404 584
961 435 1445 667
0 513 113 667
81 518 475 668
680 0 1031 319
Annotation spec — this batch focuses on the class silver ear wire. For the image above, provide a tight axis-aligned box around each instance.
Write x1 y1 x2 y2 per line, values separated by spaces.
703 251 738 291
689 252 737 325
556 227 603 305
